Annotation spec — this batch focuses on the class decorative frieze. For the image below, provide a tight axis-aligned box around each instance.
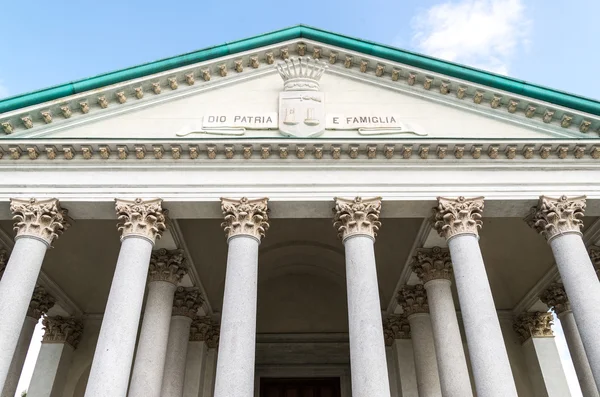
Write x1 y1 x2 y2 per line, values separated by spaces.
220 197 269 241
432 196 484 240
513 312 554 343
115 198 167 243
398 284 429 317
526 195 586 242
412 246 453 284
189 316 220 347
539 283 570 314
27 285 56 319
172 287 203 319
333 197 382 241
148 248 187 284
383 315 411 345
42 316 84 348
10 198 70 246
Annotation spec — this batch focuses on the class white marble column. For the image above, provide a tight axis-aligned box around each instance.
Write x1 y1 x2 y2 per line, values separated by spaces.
541 283 599 397
84 198 166 397
384 315 416 397
129 249 187 397
412 246 473 397
1 285 55 397
28 316 83 397
0 198 70 390
398 285 442 397
202 348 218 397
528 195 600 388
183 317 219 397
161 287 203 397
213 197 269 397
333 197 391 397
514 311 573 397
433 196 518 397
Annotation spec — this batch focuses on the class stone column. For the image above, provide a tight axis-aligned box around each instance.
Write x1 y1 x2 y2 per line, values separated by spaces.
0 198 70 390
527 195 600 388
161 287 203 397
183 317 219 397
433 196 518 397
2 285 55 397
514 312 572 397
84 198 166 397
202 348 218 397
398 285 442 397
332 197 390 397
412 246 473 397
590 248 600 280
541 283 599 397
213 197 269 397
129 249 187 397
384 315 417 397
28 316 83 397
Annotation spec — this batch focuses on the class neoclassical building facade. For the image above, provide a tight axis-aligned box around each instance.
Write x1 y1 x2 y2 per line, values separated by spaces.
0 25 599 397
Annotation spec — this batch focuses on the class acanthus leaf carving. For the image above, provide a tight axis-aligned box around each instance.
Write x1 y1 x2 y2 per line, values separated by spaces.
10 198 71 246
539 283 570 314
432 196 484 240
42 316 84 349
189 316 220 347
115 198 167 243
397 284 429 317
148 248 187 284
412 246 453 284
526 195 586 242
333 197 382 241
28 285 56 319
220 197 269 241
172 287 203 319
513 312 554 343
383 315 411 345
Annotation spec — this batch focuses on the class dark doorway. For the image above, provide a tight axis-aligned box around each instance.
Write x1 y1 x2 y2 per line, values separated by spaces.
260 377 341 397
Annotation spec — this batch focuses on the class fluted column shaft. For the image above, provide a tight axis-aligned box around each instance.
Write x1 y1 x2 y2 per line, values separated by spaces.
85 198 166 397
213 198 269 397
0 198 69 390
434 197 518 397
334 197 390 397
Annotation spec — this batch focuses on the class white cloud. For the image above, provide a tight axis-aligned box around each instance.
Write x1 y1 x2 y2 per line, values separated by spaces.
410 0 531 75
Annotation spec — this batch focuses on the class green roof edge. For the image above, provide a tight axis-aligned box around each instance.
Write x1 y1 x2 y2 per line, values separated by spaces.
1 24 599 116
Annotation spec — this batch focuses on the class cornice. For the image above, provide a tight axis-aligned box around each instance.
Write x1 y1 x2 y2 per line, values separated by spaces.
1 39 599 139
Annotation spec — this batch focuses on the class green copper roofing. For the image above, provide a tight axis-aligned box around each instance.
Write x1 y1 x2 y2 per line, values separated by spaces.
1 24 599 115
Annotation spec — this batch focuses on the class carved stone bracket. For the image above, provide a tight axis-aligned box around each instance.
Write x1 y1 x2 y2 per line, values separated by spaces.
115 198 167 243
333 197 382 241
148 248 187 285
526 195 586 242
383 315 411 345
432 196 484 240
189 316 220 348
539 283 570 315
172 287 203 319
27 285 56 319
513 312 554 343
412 246 453 284
398 284 429 317
220 197 269 241
42 316 84 349
589 246 600 280
10 198 71 246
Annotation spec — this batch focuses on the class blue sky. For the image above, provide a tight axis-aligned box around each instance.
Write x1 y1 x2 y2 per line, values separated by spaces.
0 0 599 101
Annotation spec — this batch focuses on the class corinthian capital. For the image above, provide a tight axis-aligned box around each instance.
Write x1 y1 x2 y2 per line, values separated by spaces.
539 283 570 315
172 287 203 318
28 285 56 319
526 195 586 242
398 284 429 317
220 197 269 241
432 196 484 240
190 316 220 347
589 246 600 280
148 248 187 284
383 315 411 345
115 198 167 243
10 198 70 246
333 197 382 241
412 246 453 284
513 312 554 343
42 316 84 348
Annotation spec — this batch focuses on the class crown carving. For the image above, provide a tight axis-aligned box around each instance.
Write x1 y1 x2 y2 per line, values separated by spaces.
412 246 453 284
276 56 327 91
383 315 411 345
433 196 484 240
333 197 382 241
513 312 554 343
398 284 429 317
172 287 203 319
190 316 220 348
148 248 187 284
526 195 586 242
539 283 570 315
28 285 56 319
115 198 167 243
10 198 71 246
42 316 84 348
221 197 269 241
